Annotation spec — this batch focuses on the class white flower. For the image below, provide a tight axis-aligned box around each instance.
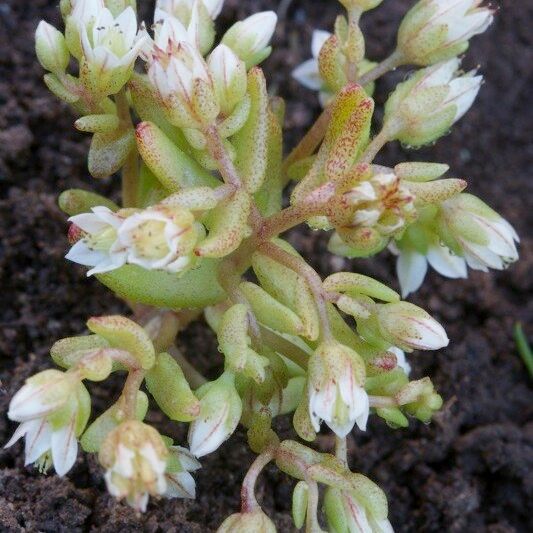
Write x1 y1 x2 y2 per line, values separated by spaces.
222 11 277 68
292 29 330 91
308 342 369 437
80 6 147 72
5 370 87 476
441 193 519 272
116 206 200 274
66 206 127 276
377 302 449 352
398 0 494 65
392 241 468 298
188 373 242 457
385 58 482 146
100 421 168 512
164 446 201 499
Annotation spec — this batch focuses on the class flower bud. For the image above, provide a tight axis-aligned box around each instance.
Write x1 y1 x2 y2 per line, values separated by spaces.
217 510 276 533
35 21 70 74
376 302 448 352
148 41 219 128
222 11 277 68
384 58 482 147
188 372 242 457
398 0 494 66
439 193 519 272
308 341 369 437
65 0 104 60
207 44 247 116
395 377 443 422
99 420 168 512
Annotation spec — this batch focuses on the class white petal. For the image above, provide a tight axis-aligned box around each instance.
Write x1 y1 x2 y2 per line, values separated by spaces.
66 240 109 268
4 421 31 449
427 244 468 279
172 446 201 472
165 471 196 499
188 402 230 458
396 249 428 298
292 59 322 91
311 29 331 58
51 416 78 476
447 74 482 121
389 346 411 375
353 387 369 432
24 419 52 465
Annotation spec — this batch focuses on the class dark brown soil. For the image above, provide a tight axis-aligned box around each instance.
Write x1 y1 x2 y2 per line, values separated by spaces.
1 0 532 531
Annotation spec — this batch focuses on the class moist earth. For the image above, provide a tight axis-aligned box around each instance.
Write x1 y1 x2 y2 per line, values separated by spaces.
0 0 532 531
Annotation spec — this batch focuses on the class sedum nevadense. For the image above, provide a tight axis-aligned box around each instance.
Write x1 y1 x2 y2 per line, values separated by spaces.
7 0 517 530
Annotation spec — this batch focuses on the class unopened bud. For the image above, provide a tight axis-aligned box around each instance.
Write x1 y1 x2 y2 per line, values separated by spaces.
398 0 494 66
377 302 449 352
217 510 276 533
35 21 70 74
222 11 277 68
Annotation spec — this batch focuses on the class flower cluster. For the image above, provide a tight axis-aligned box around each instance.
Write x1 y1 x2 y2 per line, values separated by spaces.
4 0 520 531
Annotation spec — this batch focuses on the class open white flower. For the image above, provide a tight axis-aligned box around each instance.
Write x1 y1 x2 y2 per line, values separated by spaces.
392 240 468 297
100 421 168 512
398 0 494 66
308 342 369 437
5 370 89 476
440 193 519 272
291 29 331 98
188 372 242 457
384 58 482 146
116 206 201 274
66 206 127 276
377 302 448 352
164 445 201 499
79 6 147 95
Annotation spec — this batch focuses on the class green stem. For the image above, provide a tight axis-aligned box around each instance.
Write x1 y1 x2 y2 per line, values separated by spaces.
357 49 404 87
514 323 533 378
335 436 348 467
115 88 138 207
282 105 333 176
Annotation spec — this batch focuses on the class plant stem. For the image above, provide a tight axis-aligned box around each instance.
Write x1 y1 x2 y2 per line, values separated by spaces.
115 88 138 207
203 125 242 188
122 369 145 420
305 478 323 532
283 105 333 176
369 395 397 408
169 346 208 389
359 126 392 164
357 49 404 87
241 447 276 513
258 241 333 342
335 436 348 467
259 326 311 369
